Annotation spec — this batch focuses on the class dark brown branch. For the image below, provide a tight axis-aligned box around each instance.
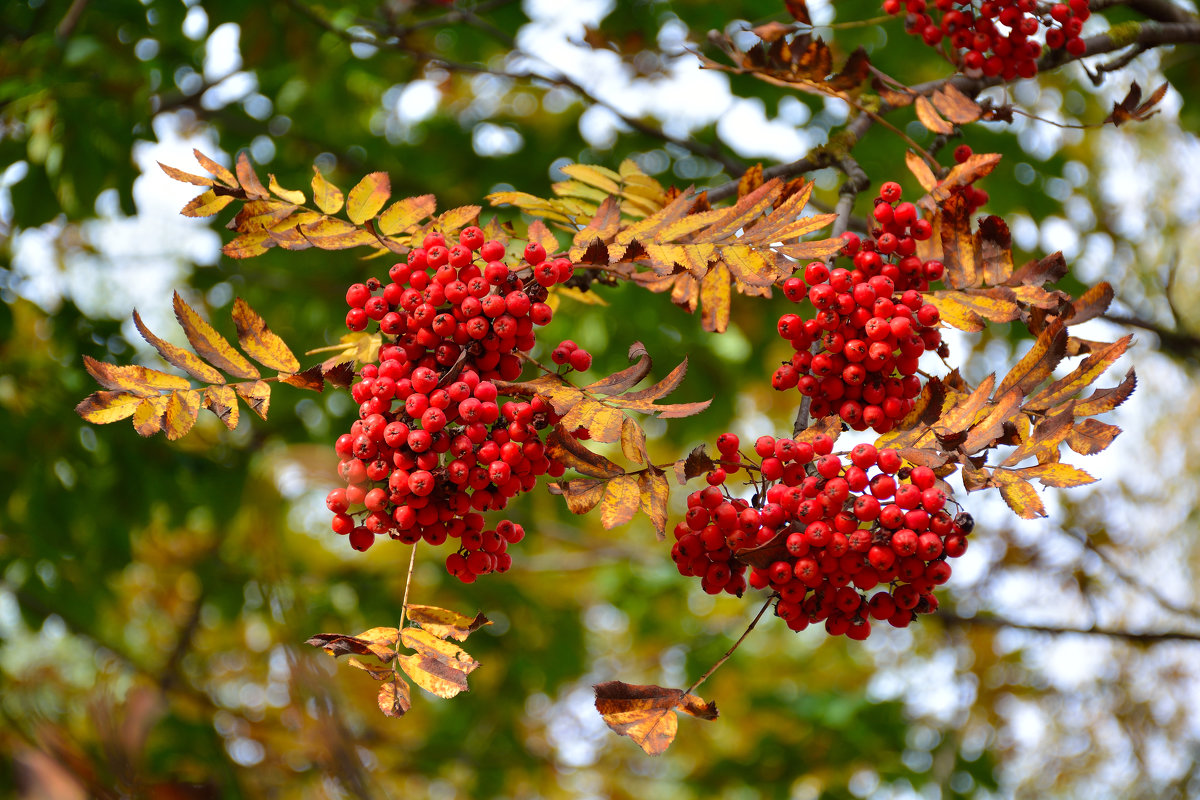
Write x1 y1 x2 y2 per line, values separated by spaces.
939 610 1200 643
1090 0 1197 24
1103 313 1200 358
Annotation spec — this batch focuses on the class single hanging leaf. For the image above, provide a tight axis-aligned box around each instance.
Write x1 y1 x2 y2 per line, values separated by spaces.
279 365 327 392
378 677 412 718
346 172 391 225
163 389 202 440
405 605 491 642
593 681 718 756
1106 81 1169 127
311 166 344 215
172 292 260 379
1066 282 1114 325
639 468 670 540
673 444 717 485
75 391 142 425
235 151 269 199
231 298 300 372
268 174 306 205
83 355 192 396
132 310 224 384
599 473 642 529
193 149 238 188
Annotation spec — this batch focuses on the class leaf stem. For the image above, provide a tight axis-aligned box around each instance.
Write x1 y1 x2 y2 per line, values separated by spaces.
684 594 776 696
396 542 419 660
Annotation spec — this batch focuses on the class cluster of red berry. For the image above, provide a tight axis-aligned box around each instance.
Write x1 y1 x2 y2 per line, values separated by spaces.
771 182 946 434
671 433 973 639
884 0 1091 79
327 227 574 582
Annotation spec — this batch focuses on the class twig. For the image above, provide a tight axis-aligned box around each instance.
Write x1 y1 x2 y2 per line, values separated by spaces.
939 610 1200 643
684 594 775 696
1103 312 1200 357
1089 0 1197 24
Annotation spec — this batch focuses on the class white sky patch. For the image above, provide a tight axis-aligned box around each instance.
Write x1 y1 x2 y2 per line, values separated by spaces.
472 122 524 157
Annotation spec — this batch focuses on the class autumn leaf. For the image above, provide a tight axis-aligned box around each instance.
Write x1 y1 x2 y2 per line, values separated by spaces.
203 385 240 431
673 445 717 485
172 292 259 379
594 681 718 756
378 677 412 718
234 151 269 200
639 468 670 539
396 628 480 699
1066 418 1122 455
915 95 954 135
162 389 202 441
992 469 1047 519
82 356 191 396
599 473 641 529
231 298 300 372
377 194 437 236
75 391 143 425
548 477 609 515
305 627 399 661
311 166 344 215
180 190 236 218
233 380 271 420
584 341 653 396
405 605 491 642
1106 81 1169 127
192 149 238 188
346 172 391 225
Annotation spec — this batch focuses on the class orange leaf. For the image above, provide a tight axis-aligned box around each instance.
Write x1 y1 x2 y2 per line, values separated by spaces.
378 677 412 718
550 477 610 515
279 365 326 393
594 681 718 756
192 149 238 188
997 319 1068 398
560 397 626 443
1067 282 1114 325
1026 336 1132 412
172 292 260 379
960 386 1023 454
584 341 653 396
978 215 1014 286
235 151 269 200
311 166 344 215
346 172 391 225
930 83 982 125
231 298 300 372
132 395 167 436
933 373 995 437
158 162 214 187
1001 401 1074 467
938 199 979 289
738 163 764 198
621 416 648 465
1007 251 1068 287
546 425 624 478
526 219 560 257
915 95 954 135
404 605 491 642
306 628 398 660
1073 368 1136 416
906 151 937 193
75 391 142 425
700 261 732 332
203 385 239 431
83 355 191 396
599 473 641 529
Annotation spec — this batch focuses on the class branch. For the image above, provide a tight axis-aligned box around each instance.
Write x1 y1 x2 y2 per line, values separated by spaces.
1102 312 1200 359
685 594 775 696
939 610 1200 643
1090 0 1197 24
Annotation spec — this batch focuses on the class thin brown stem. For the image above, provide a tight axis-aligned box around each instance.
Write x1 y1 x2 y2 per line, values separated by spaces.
684 594 776 696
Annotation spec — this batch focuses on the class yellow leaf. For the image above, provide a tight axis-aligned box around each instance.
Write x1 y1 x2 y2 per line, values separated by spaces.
267 174 306 205
699 261 732 333
192 149 238 188
526 219 560 257
82 355 191 396
181 190 235 218
621 417 647 465
158 162 214 187
638 468 670 540
378 194 436 235
311 166 344 215
233 380 271 420
172 292 260 379
992 469 1046 519
231 297 300 372
405 605 491 642
75 391 142 425
298 217 380 250
346 171 392 225
906 150 938 192
132 395 168 437
599 473 641 529
132 310 224 385
378 677 412 718
560 397 626 443
436 205 481 234
203 385 239 431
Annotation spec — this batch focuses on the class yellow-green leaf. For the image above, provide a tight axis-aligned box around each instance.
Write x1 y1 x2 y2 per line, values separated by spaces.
346 171 391 225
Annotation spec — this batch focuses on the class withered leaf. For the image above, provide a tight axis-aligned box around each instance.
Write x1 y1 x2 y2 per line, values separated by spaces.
231 298 300 372
550 477 610 515
915 95 955 135
234 151 269 200
594 681 717 756
192 149 238 188
1066 418 1121 455
930 83 982 125
1016 463 1097 488
158 162 214 188
279 364 326 392
998 319 1068 398
233 380 271 420
132 395 167 436
585 341 653 396
560 397 626 443
621 416 648 465
306 627 398 661
933 374 995 438
1001 401 1075 467
378 677 412 718
1026 336 1132 412
1073 368 1136 416
906 150 938 193
674 445 717 485
546 425 625 478
405 605 491 642
992 469 1047 519
397 628 480 699
180 190 236 218
203 385 239 431
639 468 670 540
1066 282 1114 325
1106 81 1169 127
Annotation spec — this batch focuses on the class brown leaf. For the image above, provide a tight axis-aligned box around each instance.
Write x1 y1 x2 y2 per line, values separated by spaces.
1066 282 1114 325
639 468 670 540
234 151 269 200
600 473 641 529
192 149 238 188
378 677 412 718
75 391 143 425
594 681 717 756
82 355 191 396
311 166 344 215
938 200 979 289
785 0 811 24
992 469 1047 519
172 292 260 379
1007 251 1068 287
585 341 653 396
526 219 560 257
279 364 326 392
1066 418 1121 455
674 445 717 485
978 215 1014 286
163 389 202 440
796 415 843 446
346 172 391 225
158 162 214 187
915 95 955 135
233 380 271 420
544 425 625 479
930 83 982 125
1001 401 1074 466
570 196 623 260
231 298 300 372
1106 81 1169 127
1073 368 1136 416
306 628 398 661
960 387 1022 454
405 605 491 642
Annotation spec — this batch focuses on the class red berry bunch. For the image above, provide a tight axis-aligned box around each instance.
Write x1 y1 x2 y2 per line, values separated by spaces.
772 182 946 434
883 0 1091 79
550 339 593 372
329 227 574 582
671 433 973 640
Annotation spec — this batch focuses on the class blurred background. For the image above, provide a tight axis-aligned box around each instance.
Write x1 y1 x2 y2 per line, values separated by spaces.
3 0 1200 797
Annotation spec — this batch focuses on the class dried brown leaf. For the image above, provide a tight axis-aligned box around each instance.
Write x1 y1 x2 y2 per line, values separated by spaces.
231 298 300 372
378 677 412 718
405 605 491 642
594 681 717 756
1066 418 1121 455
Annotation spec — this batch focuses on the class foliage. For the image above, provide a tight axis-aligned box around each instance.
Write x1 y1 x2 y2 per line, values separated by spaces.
5 0 1200 797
